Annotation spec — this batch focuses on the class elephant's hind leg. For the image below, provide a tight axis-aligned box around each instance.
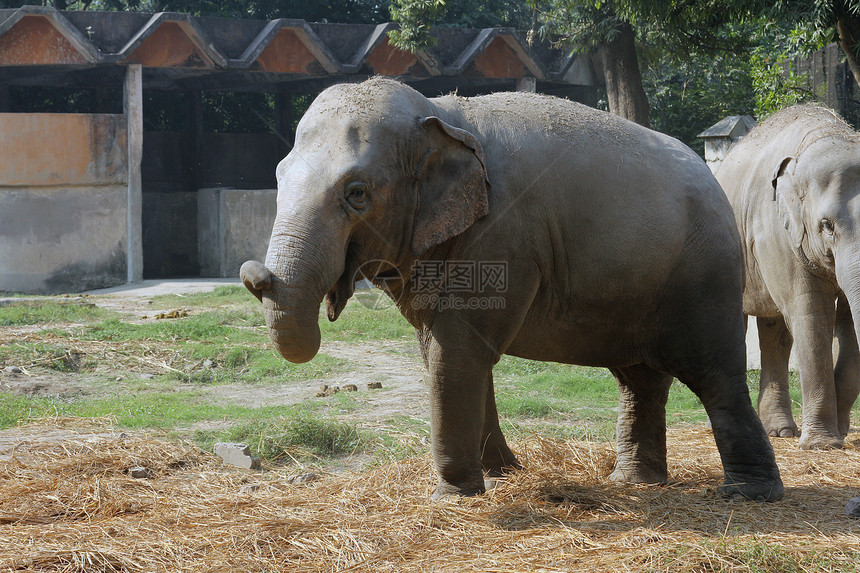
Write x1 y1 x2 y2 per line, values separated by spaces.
609 364 672 484
678 364 784 501
757 316 799 437
835 293 860 437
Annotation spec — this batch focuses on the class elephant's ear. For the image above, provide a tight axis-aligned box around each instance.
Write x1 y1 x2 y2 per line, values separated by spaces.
771 156 805 249
411 116 490 257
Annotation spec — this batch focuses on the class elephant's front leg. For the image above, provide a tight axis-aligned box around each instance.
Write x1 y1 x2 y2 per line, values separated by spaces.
426 336 500 499
787 293 842 449
835 292 860 437
609 364 673 484
756 315 798 437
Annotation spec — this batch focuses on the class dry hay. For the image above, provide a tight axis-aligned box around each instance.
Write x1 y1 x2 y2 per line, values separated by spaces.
1 420 860 572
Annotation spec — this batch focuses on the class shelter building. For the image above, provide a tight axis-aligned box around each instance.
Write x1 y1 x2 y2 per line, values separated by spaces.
0 6 601 293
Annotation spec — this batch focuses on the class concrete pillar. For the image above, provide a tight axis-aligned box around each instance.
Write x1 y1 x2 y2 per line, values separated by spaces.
124 64 143 283
516 76 536 93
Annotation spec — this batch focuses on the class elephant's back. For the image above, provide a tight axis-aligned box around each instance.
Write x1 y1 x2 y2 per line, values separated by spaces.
718 105 852 201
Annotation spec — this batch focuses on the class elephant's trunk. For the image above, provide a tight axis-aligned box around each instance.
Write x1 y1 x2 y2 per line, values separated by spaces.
246 216 343 364
835 247 860 349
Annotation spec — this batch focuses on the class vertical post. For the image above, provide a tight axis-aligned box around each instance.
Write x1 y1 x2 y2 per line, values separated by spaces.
275 91 293 158
187 90 202 190
0 84 10 112
124 64 143 283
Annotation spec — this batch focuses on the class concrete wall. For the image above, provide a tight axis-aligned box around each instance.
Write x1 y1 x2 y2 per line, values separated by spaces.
141 132 280 278
198 187 276 278
0 113 129 294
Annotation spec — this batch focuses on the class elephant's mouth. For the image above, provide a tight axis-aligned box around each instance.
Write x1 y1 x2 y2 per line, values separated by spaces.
325 266 356 322
325 251 405 321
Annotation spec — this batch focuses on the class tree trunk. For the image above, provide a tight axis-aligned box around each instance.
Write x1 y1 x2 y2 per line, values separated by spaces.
602 21 650 128
837 17 860 90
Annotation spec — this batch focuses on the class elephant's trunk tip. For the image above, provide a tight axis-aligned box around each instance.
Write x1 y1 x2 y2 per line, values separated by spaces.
240 260 272 303
271 327 321 364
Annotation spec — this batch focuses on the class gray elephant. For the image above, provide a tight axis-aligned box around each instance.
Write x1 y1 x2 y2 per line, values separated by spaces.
241 77 783 501
716 105 860 449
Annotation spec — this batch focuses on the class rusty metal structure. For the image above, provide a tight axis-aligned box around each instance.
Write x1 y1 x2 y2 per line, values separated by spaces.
0 6 601 293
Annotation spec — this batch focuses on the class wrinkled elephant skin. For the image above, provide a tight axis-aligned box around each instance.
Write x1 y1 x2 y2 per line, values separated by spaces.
717 105 860 449
243 78 783 501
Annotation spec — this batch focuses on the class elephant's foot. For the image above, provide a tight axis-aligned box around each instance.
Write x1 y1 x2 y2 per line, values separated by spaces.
759 413 799 438
481 451 522 478
431 478 486 500
609 462 667 485
718 475 784 502
765 423 800 438
798 429 843 450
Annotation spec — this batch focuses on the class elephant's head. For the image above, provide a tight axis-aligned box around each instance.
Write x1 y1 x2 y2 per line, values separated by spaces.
241 78 489 363
771 134 860 335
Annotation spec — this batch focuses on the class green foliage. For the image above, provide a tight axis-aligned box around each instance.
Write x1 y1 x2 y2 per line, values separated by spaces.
750 52 813 119
389 0 535 51
644 49 755 155
389 0 447 50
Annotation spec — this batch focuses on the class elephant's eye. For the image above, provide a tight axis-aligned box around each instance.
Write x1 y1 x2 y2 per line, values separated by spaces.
345 182 369 210
820 218 835 236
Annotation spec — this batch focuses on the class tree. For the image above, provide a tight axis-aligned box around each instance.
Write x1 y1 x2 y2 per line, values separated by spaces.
529 1 649 125
781 1 860 89
390 0 762 128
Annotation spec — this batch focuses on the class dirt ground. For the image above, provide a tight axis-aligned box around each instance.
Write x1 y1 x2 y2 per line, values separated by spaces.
0 280 430 426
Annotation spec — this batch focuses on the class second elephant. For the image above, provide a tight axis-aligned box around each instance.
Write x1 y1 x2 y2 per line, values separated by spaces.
717 105 860 449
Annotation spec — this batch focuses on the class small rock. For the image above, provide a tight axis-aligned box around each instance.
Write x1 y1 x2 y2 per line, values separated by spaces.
139 373 155 380
367 382 383 390
118 433 129 439
214 442 262 470
202 359 215 369
847 496 860 518
286 472 320 485
128 466 151 479
4 366 22 375
343 384 358 392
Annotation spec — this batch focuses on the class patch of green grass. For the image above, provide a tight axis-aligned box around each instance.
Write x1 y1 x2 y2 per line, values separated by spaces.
494 357 618 427
168 347 347 385
195 412 369 463
73 311 264 344
319 302 414 342
0 342 87 372
151 285 255 309
494 357 713 440
0 301 114 327
0 386 313 432
695 539 860 573
0 393 54 429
